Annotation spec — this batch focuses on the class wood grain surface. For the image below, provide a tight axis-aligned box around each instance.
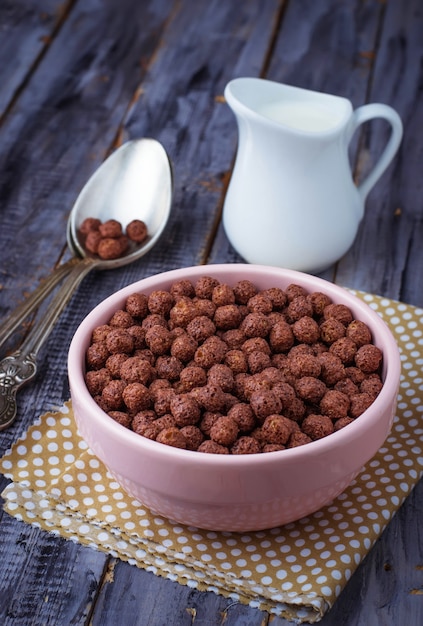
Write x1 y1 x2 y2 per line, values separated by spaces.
0 1 422 624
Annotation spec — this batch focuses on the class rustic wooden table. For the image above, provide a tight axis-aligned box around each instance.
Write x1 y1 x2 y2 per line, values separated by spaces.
0 1 422 624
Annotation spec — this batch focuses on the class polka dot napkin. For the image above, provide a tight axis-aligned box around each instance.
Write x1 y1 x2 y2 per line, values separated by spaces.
1 292 423 623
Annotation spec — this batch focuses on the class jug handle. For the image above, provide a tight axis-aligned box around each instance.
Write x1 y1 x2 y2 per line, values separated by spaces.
350 103 403 203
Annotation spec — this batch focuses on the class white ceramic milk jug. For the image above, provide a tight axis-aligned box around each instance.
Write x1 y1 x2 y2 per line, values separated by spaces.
222 77 403 273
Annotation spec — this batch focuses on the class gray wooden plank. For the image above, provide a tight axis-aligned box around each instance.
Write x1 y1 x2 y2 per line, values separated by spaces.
0 0 72 118
336 0 423 307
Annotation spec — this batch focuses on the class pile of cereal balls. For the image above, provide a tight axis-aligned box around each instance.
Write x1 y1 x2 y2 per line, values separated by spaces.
84 277 384 454
78 217 148 260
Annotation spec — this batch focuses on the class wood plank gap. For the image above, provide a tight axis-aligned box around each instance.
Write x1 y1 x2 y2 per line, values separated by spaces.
109 0 182 153
84 555 115 624
0 0 79 130
351 0 387 185
201 165 234 265
260 0 289 78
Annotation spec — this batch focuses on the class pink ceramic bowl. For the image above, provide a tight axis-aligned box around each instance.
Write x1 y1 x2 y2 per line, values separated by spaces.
68 264 401 532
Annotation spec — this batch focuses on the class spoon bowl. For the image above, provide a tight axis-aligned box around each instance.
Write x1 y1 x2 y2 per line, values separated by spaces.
69 138 172 268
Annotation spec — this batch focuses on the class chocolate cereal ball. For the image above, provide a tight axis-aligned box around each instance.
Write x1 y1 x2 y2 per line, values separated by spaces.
355 344 383 373
197 440 229 454
286 296 313 322
99 219 123 238
84 229 102 254
212 283 235 306
105 353 128 378
106 328 134 355
106 410 131 428
334 377 360 397
186 316 216 342
210 415 239 446
288 431 313 448
214 304 242 330
98 236 128 260
155 355 184 381
320 389 350 419
86 341 109 369
126 219 148 243
109 309 134 328
240 312 271 338
126 325 146 350
179 365 207 391
171 332 198 362
227 403 256 432
269 320 295 353
323 303 353 326
247 293 273 315
142 313 168 331
122 382 151 412
145 325 173 355
91 324 112 342
318 352 346 385
286 283 308 301
207 364 234 392
194 335 228 369
295 376 327 404
248 351 272 374
148 378 172 399
192 384 227 412
329 337 357 364
242 337 271 356
307 291 332 316
231 436 261 454
193 298 216 319
263 287 287 310
102 379 126 410
170 279 195 300
220 328 246 349
320 317 346 344
250 389 282 421
195 276 220 299
360 374 383 398
169 297 197 327
154 387 176 416
170 394 201 426
225 349 248 374
293 316 320 344
346 319 372 347
302 414 334 440
334 416 355 431
261 414 293 445
79 217 101 234
233 279 258 304
85 368 112 396
288 353 321 378
120 356 154 385
180 425 204 450
156 427 187 449
148 290 174 316
125 292 149 319
199 411 222 436
350 392 374 417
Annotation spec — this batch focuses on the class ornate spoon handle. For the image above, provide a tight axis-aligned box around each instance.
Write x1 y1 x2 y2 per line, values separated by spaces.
0 259 96 430
0 256 81 352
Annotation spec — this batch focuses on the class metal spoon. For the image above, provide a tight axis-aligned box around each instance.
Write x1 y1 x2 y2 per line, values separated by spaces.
0 138 172 430
0 138 172 351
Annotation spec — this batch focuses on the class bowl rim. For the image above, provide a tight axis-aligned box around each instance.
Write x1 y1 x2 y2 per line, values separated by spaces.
68 263 401 468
